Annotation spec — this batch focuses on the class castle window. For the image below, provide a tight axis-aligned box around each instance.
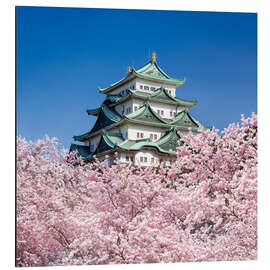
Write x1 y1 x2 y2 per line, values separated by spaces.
161 110 164 116
140 85 143 89
150 134 153 140
154 134 157 140
157 110 160 115
137 132 140 138
140 133 144 138
168 90 171 94
144 157 147 163
144 86 149 90
134 106 138 111
150 87 155 91
126 156 129 162
140 156 143 163
170 111 173 117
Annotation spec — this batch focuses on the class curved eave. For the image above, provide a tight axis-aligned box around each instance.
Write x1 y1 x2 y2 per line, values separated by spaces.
111 88 197 108
69 144 92 159
174 97 198 107
135 60 171 78
124 102 168 125
74 116 202 142
170 109 200 127
103 133 117 148
119 139 175 155
86 107 100 116
150 87 197 107
124 118 170 128
73 104 122 141
133 69 185 86
156 127 179 145
73 132 91 142
99 68 185 94
98 73 135 93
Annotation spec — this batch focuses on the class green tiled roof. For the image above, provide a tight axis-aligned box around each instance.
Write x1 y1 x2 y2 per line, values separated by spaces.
73 104 122 141
104 94 122 103
74 103 205 142
99 59 185 93
109 87 197 108
134 87 197 107
86 107 100 116
171 109 200 128
69 144 92 159
72 125 198 161
120 139 174 155
105 132 124 145
90 131 176 158
125 102 168 125
156 127 188 152
133 60 186 84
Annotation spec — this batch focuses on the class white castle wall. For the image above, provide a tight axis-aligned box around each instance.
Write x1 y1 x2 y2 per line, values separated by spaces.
107 78 178 97
114 99 134 116
134 78 177 97
118 150 174 167
149 103 185 119
119 125 129 139
88 135 101 152
109 80 136 96
124 124 166 141
84 123 189 155
134 150 159 166
114 98 185 120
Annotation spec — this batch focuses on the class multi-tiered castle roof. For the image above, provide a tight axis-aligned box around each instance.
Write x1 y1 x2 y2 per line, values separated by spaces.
71 52 208 166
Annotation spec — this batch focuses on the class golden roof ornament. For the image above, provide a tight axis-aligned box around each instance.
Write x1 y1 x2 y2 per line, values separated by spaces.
127 66 131 74
151 51 156 61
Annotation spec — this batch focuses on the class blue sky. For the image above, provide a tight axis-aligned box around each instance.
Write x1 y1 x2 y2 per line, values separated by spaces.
16 7 257 149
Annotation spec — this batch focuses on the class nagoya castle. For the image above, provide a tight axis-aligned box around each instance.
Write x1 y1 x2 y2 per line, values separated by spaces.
71 52 207 166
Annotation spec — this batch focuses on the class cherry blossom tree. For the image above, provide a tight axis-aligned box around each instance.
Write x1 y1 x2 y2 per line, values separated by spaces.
16 113 257 266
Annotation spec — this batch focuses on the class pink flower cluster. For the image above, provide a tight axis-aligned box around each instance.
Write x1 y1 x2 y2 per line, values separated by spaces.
16 114 257 266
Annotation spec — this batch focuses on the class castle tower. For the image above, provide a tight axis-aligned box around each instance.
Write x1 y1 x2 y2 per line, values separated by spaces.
71 52 207 166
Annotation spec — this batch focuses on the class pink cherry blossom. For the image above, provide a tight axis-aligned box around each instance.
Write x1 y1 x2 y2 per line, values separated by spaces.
16 113 257 266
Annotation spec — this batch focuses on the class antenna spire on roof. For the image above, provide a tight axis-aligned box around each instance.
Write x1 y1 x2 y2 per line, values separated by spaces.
151 51 156 61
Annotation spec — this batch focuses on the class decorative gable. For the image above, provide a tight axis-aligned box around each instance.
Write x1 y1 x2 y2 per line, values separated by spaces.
143 64 167 79
171 110 199 128
157 128 181 152
89 104 122 134
125 103 168 125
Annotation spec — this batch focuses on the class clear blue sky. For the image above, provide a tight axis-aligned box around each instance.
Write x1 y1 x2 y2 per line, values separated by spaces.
16 7 257 149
